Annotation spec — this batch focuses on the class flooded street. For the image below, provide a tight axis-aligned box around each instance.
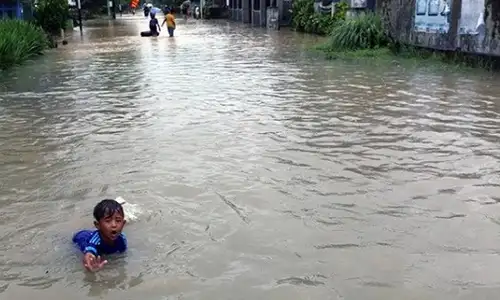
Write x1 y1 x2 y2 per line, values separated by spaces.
2 15 500 300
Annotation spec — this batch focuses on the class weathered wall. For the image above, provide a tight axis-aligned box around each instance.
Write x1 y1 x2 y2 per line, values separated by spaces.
379 0 500 56
229 0 291 25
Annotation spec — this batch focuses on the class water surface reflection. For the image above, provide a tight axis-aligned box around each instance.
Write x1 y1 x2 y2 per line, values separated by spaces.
1 16 500 300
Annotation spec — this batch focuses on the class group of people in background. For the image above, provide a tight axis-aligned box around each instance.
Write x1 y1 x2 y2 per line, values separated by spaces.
137 1 205 38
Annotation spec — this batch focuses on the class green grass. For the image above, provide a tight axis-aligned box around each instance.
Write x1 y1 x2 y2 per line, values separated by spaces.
312 44 494 72
0 19 49 70
326 13 388 52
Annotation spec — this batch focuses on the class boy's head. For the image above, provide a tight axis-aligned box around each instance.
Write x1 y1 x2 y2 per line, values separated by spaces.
93 199 126 242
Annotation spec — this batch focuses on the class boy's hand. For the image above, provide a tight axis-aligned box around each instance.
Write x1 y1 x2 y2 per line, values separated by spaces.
83 253 108 272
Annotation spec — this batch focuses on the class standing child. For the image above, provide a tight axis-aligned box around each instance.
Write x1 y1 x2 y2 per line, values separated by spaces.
72 199 127 272
162 9 176 37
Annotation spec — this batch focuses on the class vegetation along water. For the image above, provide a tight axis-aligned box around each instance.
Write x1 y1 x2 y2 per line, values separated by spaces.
0 0 68 70
290 0 499 70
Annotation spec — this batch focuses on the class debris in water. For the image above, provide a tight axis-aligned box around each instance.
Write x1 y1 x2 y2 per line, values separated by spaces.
215 192 250 224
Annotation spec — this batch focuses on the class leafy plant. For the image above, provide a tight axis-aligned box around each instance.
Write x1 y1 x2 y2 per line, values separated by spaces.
34 0 69 35
292 0 348 35
0 20 49 70
291 0 313 31
333 1 348 20
327 12 388 51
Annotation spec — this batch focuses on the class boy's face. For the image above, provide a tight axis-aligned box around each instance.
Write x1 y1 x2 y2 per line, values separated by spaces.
94 211 126 242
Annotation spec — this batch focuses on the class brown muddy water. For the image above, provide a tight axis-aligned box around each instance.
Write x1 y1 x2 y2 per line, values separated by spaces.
1 15 500 300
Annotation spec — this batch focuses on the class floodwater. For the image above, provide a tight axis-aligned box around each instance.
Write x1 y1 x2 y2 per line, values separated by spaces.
1 15 500 300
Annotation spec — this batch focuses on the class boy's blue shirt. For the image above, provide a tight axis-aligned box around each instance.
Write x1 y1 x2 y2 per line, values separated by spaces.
73 230 127 256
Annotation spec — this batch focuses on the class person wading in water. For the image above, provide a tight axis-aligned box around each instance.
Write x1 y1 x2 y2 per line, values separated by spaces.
161 8 176 37
180 0 191 20
149 12 161 36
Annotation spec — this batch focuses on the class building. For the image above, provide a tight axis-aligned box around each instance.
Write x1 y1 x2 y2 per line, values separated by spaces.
381 0 500 57
0 0 77 20
227 0 380 28
0 0 23 19
315 0 376 13
228 0 291 27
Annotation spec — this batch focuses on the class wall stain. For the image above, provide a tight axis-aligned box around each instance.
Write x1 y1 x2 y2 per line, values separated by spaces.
380 0 500 57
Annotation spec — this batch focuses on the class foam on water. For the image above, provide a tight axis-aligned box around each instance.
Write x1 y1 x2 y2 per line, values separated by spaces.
115 196 142 222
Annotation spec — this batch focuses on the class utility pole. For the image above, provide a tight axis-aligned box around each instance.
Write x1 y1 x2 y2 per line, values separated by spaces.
447 0 461 50
77 0 83 34
200 0 203 19
112 0 116 19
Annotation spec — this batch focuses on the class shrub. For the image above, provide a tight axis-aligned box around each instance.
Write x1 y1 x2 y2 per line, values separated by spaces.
292 0 348 35
0 20 49 70
34 0 69 35
327 12 388 51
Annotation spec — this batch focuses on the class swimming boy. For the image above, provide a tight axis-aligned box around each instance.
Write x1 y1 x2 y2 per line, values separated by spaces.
162 9 176 37
72 199 127 272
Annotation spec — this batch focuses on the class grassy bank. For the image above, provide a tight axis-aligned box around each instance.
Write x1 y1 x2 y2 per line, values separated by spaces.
313 46 473 71
0 20 49 70
314 13 392 61
313 12 499 71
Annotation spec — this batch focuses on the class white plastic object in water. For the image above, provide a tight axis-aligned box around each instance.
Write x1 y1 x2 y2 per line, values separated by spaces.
115 196 140 222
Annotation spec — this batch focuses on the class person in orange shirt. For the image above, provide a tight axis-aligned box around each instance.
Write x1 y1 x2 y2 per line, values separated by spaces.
161 8 176 37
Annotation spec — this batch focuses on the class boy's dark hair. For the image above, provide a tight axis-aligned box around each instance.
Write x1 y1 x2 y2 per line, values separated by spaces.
93 199 124 221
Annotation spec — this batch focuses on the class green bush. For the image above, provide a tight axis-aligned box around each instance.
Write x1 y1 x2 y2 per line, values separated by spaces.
66 19 75 30
0 20 49 70
292 0 348 35
34 0 69 35
327 12 388 51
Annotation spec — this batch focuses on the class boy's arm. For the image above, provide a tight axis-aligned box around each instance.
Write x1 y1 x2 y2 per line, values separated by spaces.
83 253 107 272
82 232 107 272
83 232 100 256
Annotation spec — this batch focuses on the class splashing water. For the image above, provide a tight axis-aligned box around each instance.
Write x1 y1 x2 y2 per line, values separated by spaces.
115 196 142 222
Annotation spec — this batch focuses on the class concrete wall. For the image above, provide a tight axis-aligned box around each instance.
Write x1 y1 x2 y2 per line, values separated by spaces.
380 0 500 56
242 0 251 22
229 0 289 26
266 6 280 28
252 0 267 26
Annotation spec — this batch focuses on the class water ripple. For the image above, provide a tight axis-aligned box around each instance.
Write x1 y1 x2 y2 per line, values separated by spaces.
1 17 500 300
